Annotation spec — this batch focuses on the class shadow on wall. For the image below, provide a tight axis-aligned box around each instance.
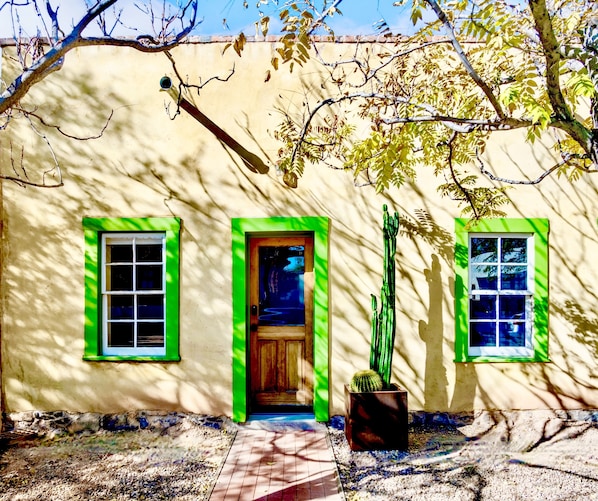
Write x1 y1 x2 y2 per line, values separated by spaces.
3 46 598 417
1 63 272 414
418 254 449 410
401 210 478 412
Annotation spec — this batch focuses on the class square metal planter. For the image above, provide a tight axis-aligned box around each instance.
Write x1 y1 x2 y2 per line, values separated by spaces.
344 383 408 451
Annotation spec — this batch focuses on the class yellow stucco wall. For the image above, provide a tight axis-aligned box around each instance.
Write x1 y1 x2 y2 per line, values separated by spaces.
1 41 598 417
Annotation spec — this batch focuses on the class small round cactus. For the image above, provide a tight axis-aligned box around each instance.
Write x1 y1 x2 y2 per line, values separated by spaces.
350 369 384 392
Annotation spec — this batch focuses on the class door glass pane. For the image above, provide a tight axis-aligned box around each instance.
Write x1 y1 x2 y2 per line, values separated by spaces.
259 245 305 326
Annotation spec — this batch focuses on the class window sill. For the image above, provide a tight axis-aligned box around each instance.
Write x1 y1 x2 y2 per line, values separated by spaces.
83 355 181 362
455 355 551 363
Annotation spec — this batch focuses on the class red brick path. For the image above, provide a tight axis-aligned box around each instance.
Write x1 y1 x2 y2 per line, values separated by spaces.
209 425 343 500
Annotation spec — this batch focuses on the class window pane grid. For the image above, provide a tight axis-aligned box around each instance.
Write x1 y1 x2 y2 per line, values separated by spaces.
468 234 533 352
102 233 166 353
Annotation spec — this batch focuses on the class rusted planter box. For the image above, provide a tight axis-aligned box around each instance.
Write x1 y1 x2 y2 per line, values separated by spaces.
344 383 408 451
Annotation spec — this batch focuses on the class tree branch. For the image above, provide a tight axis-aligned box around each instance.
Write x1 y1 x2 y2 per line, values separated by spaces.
0 0 198 115
446 132 479 219
289 89 531 169
21 108 114 140
477 149 566 185
528 0 571 121
424 0 506 119
528 0 596 161
307 0 345 36
314 38 452 90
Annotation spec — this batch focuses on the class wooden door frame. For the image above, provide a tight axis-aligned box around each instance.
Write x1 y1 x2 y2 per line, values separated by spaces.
231 217 330 422
249 236 314 409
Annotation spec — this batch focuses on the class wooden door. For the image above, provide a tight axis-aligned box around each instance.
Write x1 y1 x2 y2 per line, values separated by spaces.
249 236 314 410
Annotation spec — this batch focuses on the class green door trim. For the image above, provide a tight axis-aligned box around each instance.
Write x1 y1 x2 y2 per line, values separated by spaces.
231 216 330 422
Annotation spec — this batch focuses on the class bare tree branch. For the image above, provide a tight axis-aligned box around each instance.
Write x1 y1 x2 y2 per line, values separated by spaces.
21 107 114 140
0 0 198 114
424 0 506 119
1 0 199 188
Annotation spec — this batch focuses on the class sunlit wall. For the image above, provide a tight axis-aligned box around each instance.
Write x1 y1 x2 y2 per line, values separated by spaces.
1 41 598 417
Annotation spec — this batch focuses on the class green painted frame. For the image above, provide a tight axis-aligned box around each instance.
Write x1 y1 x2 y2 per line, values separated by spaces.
82 217 181 362
231 216 330 422
455 218 550 363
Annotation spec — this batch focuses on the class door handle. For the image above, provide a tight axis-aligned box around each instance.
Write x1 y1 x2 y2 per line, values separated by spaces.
250 305 258 332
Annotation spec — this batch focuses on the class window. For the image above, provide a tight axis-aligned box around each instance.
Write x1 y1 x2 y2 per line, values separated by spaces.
83 218 181 361
455 218 549 363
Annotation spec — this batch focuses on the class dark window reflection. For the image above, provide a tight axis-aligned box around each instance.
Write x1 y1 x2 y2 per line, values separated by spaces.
470 296 496 319
499 296 525 319
501 266 527 290
137 265 163 290
108 295 134 319
107 244 133 263
109 265 133 291
138 295 164 319
471 264 498 290
501 238 526 263
138 322 165 347
471 238 497 263
108 323 134 347
499 322 526 346
470 322 496 347
136 244 162 262
259 245 305 326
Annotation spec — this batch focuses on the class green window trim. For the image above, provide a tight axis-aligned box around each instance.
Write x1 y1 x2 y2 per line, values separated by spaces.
231 216 330 423
455 218 549 363
83 217 181 362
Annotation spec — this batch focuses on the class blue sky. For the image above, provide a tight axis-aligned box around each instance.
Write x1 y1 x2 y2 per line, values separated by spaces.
192 1 413 36
0 1 414 39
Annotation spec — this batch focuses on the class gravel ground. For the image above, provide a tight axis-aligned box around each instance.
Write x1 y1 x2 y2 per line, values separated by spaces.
2 411 598 501
0 417 235 501
328 411 598 501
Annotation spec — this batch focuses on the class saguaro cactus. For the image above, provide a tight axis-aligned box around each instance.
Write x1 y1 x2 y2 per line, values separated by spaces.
369 205 400 388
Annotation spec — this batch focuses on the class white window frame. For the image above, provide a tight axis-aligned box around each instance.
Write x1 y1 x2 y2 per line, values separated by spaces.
101 232 166 357
468 232 535 358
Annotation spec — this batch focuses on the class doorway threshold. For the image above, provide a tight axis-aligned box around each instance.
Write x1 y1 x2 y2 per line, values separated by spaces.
244 413 324 431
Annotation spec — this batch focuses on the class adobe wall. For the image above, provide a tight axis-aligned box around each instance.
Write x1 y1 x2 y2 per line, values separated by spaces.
1 40 598 418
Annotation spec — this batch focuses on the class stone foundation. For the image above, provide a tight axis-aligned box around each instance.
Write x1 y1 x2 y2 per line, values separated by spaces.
2 410 234 438
3 409 597 438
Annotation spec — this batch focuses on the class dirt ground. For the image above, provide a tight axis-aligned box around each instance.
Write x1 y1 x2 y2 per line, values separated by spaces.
329 411 598 501
2 411 598 501
0 419 235 501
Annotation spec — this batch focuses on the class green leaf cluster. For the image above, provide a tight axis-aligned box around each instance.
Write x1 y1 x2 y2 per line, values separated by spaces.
266 0 598 218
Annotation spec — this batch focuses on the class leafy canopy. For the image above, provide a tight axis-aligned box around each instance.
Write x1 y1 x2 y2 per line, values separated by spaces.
244 0 598 219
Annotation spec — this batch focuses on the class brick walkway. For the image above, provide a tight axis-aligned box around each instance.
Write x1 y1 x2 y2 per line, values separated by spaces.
209 418 344 500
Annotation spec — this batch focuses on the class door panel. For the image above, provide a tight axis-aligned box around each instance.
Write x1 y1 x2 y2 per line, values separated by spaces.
249 236 314 410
